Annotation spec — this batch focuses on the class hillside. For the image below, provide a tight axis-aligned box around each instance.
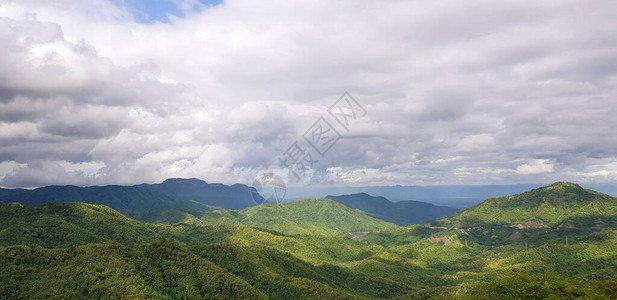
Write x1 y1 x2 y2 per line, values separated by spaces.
0 238 415 299
0 202 372 263
0 240 269 299
0 185 206 212
0 188 29 202
437 182 617 228
184 198 397 236
0 202 161 247
136 178 264 209
326 193 458 226
2 188 617 299
0 202 410 299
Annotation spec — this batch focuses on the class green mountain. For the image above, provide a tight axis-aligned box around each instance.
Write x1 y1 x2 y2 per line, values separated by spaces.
437 182 617 228
0 201 379 263
0 202 162 247
325 193 458 226
189 243 409 299
0 238 417 299
0 202 411 299
0 188 29 202
136 178 264 209
0 185 206 212
171 198 398 236
4 184 617 299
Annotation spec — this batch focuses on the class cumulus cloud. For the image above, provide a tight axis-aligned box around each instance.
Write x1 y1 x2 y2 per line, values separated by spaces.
0 0 616 187
516 159 555 175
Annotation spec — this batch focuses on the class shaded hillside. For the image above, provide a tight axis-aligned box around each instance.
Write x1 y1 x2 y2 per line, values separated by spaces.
437 182 617 228
0 188 29 203
0 185 206 212
184 198 397 236
136 178 264 210
326 193 458 226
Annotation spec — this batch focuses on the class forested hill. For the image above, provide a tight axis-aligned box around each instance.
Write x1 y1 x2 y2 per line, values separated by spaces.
2 185 617 299
0 202 410 299
157 198 398 236
437 182 617 228
326 192 458 226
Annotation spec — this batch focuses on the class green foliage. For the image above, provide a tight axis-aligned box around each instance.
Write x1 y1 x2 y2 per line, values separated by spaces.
359 225 434 247
463 272 606 299
0 202 160 247
325 193 458 226
190 243 409 299
0 202 383 264
3 183 617 299
174 198 397 237
439 182 617 228
0 240 266 299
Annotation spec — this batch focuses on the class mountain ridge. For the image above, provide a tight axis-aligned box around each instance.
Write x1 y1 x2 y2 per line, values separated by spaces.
0 184 207 212
0 178 265 213
325 192 458 226
163 198 398 236
136 178 263 210
436 182 617 228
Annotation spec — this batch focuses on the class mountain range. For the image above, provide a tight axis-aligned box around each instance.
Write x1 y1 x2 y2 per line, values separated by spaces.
3 181 617 298
325 192 458 226
136 178 264 209
0 178 264 213
0 178 458 226
0 184 206 212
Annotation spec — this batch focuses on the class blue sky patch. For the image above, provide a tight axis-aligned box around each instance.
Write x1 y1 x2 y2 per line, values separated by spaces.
112 0 224 23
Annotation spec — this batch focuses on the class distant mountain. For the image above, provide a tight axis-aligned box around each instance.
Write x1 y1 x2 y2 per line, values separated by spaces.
362 184 543 208
284 184 543 208
136 178 263 210
325 193 458 226
0 187 29 202
437 182 617 228
177 198 397 236
0 184 206 212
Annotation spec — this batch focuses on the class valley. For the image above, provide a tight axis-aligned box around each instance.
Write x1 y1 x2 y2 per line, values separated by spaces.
1 181 617 299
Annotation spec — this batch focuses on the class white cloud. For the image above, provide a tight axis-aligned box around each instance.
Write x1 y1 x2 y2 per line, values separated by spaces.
517 159 555 175
0 0 617 187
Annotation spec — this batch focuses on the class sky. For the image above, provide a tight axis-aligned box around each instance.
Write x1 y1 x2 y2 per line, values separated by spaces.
0 0 616 188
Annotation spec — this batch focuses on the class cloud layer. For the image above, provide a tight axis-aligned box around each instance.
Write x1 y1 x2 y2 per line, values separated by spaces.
0 0 616 187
